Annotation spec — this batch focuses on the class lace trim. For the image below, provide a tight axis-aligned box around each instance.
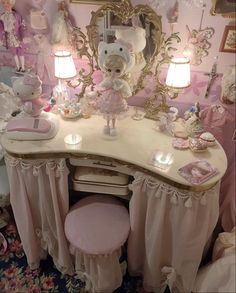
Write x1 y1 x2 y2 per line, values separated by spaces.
5 155 69 178
130 171 218 208
71 244 122 259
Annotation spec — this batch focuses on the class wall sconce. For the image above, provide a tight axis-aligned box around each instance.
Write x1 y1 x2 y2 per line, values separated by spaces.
145 56 191 120
53 51 77 104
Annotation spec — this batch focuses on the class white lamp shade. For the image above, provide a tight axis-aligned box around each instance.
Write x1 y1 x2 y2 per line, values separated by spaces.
54 51 77 79
166 57 191 89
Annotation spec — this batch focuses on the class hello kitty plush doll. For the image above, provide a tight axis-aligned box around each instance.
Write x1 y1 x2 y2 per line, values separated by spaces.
115 27 146 87
11 73 46 117
97 41 133 136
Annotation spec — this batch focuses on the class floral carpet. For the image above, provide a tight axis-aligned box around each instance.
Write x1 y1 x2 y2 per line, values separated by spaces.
0 220 146 293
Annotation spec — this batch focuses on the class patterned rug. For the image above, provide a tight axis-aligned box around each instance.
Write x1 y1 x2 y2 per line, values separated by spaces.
0 218 146 293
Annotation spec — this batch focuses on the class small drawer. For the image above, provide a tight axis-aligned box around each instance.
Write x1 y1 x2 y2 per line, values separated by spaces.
72 166 132 199
69 158 135 176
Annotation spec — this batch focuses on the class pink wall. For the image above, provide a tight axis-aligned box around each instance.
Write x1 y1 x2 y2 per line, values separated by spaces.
0 0 235 75
43 0 235 74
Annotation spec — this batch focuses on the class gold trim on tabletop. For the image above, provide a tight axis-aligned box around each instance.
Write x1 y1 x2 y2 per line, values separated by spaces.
70 0 120 4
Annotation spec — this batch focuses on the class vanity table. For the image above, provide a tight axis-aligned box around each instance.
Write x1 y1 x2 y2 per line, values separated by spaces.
1 111 227 292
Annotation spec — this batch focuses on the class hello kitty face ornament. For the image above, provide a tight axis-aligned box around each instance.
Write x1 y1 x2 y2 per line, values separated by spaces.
98 41 133 73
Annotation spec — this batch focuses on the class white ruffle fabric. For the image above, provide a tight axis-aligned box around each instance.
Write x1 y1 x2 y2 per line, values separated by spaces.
4 154 74 275
72 246 123 293
128 171 220 293
194 227 236 293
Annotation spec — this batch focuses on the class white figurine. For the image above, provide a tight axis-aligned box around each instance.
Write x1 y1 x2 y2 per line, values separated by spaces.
97 41 133 136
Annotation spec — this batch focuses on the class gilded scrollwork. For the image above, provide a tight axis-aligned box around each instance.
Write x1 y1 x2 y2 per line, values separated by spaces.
86 0 162 95
145 32 181 120
67 27 95 98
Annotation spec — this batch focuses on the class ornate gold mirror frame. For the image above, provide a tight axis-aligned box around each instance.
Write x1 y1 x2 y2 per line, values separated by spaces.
86 0 162 95
67 27 95 98
144 32 181 120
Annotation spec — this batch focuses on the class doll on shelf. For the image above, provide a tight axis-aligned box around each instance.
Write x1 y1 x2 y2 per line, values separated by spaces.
97 41 133 136
0 0 26 73
51 0 74 52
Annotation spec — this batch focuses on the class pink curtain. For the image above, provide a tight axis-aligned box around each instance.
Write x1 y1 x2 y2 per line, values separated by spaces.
73 247 123 293
128 172 220 293
219 163 236 232
5 154 74 275
200 105 235 232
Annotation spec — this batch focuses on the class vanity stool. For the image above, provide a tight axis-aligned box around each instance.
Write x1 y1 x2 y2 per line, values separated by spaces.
64 194 130 293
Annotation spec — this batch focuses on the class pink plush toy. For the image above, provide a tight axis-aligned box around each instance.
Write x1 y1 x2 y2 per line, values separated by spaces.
11 73 46 117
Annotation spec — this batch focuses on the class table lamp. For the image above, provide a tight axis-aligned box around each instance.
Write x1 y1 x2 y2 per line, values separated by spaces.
166 57 190 89
53 51 77 104
145 57 191 120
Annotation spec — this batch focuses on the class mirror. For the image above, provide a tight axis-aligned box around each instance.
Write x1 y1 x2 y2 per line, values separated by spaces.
87 0 162 95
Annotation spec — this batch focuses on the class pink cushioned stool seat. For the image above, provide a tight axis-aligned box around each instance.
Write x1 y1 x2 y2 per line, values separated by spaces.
65 194 130 255
64 194 130 292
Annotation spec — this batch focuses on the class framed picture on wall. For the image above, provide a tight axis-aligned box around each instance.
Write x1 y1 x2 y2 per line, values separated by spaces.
211 0 236 18
70 0 120 4
219 25 236 53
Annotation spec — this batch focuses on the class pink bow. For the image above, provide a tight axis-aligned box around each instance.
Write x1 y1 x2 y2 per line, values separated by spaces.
23 74 41 88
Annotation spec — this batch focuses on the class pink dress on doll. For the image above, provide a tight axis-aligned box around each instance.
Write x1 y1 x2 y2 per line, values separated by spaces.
98 87 128 119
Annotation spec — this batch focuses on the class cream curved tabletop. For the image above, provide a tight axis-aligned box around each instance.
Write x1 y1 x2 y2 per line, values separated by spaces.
0 112 228 189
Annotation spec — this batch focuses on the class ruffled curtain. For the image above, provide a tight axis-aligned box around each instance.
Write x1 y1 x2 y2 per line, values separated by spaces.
73 247 123 293
128 171 220 293
5 154 74 275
